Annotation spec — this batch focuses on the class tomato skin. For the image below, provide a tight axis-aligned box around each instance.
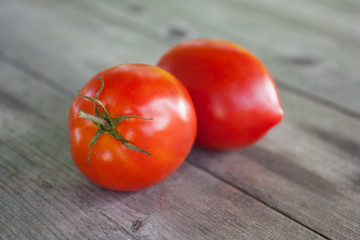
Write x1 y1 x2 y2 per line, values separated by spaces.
68 64 197 191
158 38 283 149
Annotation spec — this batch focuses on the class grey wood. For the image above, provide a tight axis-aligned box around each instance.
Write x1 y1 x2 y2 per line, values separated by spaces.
1 0 360 239
190 89 360 239
2 0 360 116
0 63 322 239
65 0 360 114
0 0 165 91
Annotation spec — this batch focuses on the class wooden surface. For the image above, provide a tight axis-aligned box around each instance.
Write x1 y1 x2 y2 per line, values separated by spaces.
1 0 360 239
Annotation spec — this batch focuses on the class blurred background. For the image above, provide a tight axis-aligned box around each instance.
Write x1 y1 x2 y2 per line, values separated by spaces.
1 0 359 114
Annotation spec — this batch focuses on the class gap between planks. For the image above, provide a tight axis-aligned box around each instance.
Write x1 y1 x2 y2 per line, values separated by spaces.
188 160 332 240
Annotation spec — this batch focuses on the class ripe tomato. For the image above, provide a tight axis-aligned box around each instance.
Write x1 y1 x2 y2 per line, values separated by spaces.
158 38 283 149
68 64 197 191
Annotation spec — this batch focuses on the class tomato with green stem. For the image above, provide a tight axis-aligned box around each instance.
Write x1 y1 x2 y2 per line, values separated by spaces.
158 38 284 149
68 64 197 191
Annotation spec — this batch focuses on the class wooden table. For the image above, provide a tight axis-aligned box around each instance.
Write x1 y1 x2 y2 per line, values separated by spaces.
1 0 360 239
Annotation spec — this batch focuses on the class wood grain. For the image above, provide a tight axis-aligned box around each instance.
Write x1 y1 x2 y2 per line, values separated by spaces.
2 0 360 116
189 89 360 239
1 0 359 239
0 63 322 239
72 0 360 115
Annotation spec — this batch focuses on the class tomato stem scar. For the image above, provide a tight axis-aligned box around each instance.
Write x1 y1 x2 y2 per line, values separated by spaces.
77 77 152 165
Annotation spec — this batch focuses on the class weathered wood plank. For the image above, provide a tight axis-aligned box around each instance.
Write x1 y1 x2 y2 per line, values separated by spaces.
189 89 360 239
2 0 359 117
67 0 360 114
0 0 165 91
1 0 360 239
0 64 323 239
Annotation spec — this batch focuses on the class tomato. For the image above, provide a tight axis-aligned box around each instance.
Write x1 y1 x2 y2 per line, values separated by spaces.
68 64 197 191
158 38 283 149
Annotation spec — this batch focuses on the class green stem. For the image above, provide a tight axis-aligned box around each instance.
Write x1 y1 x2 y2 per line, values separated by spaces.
76 77 152 165
77 90 110 117
78 110 111 129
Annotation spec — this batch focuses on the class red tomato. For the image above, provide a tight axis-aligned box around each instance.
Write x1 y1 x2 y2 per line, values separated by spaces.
68 64 197 191
158 38 283 149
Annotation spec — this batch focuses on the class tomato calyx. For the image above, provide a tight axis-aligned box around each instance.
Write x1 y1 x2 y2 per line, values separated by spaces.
77 77 152 165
